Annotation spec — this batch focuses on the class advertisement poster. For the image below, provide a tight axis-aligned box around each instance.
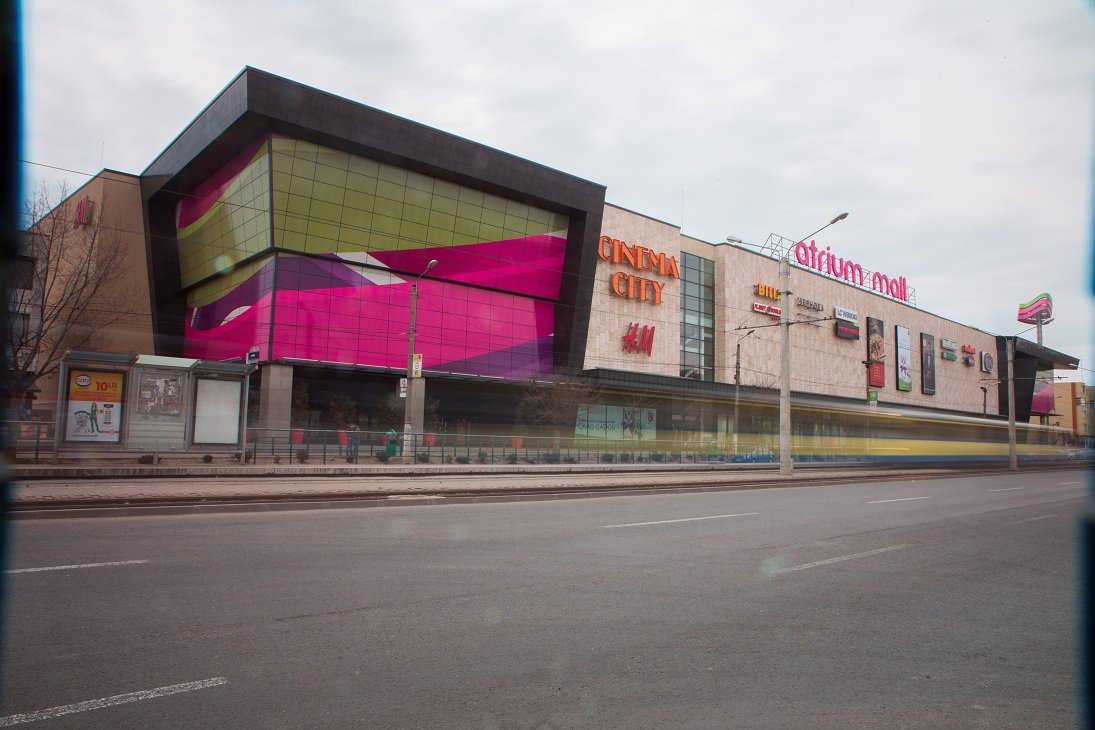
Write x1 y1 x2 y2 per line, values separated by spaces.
895 326 912 392
866 317 886 388
137 372 183 416
65 370 125 442
920 333 936 395
576 405 657 440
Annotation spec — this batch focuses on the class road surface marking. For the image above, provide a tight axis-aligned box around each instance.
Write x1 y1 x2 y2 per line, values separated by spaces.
774 544 910 575
3 560 149 575
603 512 759 529
1005 514 1056 526
988 487 1023 492
0 677 227 726
867 496 931 504
1058 481 1082 485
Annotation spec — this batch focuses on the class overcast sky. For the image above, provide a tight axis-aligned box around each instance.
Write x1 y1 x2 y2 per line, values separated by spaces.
22 0 1095 382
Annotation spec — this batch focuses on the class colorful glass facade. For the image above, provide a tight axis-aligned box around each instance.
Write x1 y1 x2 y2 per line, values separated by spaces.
179 134 571 379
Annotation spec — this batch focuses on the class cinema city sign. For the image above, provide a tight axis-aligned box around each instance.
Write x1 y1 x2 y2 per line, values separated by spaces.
599 236 681 305
793 240 911 303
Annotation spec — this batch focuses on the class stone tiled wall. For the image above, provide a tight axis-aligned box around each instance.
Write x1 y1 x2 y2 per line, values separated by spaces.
583 206 684 377
586 204 1000 415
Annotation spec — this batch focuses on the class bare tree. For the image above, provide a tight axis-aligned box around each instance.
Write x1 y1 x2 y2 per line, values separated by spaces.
6 183 134 416
515 375 600 442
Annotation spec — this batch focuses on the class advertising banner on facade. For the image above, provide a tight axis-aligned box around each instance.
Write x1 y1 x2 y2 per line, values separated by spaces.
65 370 125 442
921 333 936 395
866 317 886 388
895 326 912 392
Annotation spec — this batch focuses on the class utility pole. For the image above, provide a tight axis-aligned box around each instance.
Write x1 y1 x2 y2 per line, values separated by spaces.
1007 337 1017 470
779 256 792 475
733 342 741 458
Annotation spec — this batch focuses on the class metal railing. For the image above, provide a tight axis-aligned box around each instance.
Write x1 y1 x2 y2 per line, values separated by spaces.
2 420 55 463
3 422 787 466
243 427 781 466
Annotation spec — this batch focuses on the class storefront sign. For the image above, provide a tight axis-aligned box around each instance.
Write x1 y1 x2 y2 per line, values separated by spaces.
622 322 655 356
753 302 781 318
981 351 995 373
834 306 858 323
868 361 886 387
941 338 958 351
756 283 781 300
941 352 958 361
961 344 976 367
65 370 124 442
793 239 911 302
599 236 680 306
835 322 860 339
796 296 823 311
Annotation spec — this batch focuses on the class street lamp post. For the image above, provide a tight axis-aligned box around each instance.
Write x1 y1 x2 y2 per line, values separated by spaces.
777 213 848 476
403 259 437 456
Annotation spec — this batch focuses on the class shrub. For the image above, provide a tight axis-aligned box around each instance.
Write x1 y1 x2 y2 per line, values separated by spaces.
599 453 616 463
202 454 214 463
137 454 155 464
455 455 470 464
375 452 389 464
563 456 578 464
416 453 430 464
505 452 518 464
476 449 488 464
295 450 309 463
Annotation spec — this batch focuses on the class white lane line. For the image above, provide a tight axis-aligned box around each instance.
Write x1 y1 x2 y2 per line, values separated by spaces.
988 487 1024 492
603 512 759 529
1005 514 1056 526
868 496 931 504
3 560 149 575
0 677 228 726
1059 481 1082 485
773 544 911 575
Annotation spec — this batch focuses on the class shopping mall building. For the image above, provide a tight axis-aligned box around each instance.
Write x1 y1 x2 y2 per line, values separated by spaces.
28 68 1079 445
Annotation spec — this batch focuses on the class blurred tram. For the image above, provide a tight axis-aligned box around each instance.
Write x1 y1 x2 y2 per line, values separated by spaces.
739 400 1073 466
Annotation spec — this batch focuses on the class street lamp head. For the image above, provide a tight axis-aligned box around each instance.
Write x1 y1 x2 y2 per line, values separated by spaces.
425 259 438 272
831 212 849 224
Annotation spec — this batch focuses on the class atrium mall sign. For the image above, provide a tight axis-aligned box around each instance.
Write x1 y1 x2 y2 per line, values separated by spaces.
599 236 680 305
793 240 911 303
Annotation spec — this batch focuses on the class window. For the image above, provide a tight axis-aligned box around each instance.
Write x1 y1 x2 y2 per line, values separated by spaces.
680 253 715 381
11 256 34 290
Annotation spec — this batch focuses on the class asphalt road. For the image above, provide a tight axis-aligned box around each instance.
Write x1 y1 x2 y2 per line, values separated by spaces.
1 469 1087 728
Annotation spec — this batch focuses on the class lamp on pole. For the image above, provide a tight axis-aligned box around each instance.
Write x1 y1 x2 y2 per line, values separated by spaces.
778 212 849 476
403 259 437 455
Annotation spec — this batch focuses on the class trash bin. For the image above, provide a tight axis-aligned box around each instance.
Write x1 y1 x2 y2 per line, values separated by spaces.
385 429 399 458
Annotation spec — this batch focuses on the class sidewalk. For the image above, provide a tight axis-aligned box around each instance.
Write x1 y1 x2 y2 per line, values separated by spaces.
4 462 976 518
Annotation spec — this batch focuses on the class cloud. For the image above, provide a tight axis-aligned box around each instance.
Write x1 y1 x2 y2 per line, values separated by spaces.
23 0 1095 376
